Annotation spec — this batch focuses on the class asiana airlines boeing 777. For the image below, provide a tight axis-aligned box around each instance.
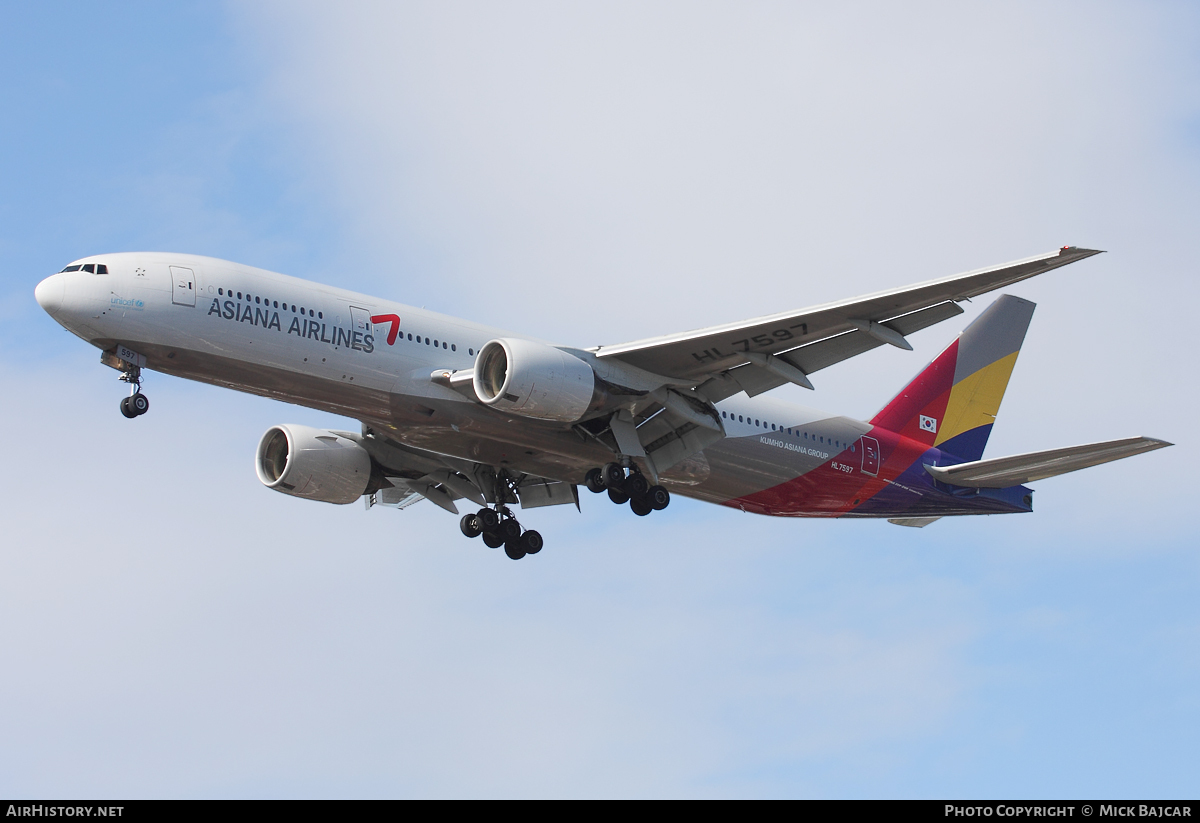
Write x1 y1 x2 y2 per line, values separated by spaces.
34 247 1170 559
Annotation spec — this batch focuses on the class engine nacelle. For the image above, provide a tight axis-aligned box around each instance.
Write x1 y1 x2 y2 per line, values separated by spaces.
473 337 596 422
255 424 372 504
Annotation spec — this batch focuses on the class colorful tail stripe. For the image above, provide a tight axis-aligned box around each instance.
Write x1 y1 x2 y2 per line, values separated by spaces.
869 295 1035 461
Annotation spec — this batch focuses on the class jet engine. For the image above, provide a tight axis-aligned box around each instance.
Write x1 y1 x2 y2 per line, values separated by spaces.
255 424 373 504
473 338 597 422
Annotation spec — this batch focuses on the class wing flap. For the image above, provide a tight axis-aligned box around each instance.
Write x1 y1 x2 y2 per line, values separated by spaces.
399 479 461 514
365 488 425 510
925 436 1171 488
697 300 967 400
594 247 1100 381
516 477 580 510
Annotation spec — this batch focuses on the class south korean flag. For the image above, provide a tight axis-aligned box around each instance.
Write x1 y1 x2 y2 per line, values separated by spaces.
919 414 938 434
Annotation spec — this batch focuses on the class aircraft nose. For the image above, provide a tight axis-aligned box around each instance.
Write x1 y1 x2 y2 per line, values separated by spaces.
35 274 65 317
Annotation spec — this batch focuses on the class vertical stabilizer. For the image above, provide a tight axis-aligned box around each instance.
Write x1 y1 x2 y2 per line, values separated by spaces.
869 295 1035 461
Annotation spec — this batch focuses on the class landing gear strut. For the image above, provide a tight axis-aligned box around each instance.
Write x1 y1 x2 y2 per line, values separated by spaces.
457 462 668 560
585 463 670 517
117 365 149 419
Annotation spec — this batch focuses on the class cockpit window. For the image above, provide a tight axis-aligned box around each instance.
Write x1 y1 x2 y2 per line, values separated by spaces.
96 264 108 274
61 265 82 272
82 264 95 273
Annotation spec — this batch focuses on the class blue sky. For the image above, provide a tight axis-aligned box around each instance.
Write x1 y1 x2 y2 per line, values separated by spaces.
1 2 1197 798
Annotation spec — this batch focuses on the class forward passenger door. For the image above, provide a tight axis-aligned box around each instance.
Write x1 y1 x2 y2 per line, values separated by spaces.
170 266 196 307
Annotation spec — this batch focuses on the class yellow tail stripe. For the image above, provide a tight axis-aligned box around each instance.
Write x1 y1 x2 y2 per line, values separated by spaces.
935 351 1020 447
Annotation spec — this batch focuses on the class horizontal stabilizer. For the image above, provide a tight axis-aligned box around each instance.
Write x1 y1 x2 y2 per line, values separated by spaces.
925 436 1172 488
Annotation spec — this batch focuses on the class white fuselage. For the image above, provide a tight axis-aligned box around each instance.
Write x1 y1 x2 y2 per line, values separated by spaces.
35 252 884 513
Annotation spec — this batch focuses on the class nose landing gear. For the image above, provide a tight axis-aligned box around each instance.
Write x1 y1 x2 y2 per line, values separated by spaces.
116 363 149 419
102 347 152 419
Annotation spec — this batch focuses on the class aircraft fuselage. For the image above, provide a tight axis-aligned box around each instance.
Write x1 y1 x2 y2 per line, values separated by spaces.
34 252 1031 521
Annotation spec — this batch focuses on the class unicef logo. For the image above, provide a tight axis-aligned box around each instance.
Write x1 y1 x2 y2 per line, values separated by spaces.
110 296 145 310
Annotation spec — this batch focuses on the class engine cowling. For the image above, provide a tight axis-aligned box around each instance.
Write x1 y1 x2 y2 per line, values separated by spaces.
473 337 596 422
255 424 372 504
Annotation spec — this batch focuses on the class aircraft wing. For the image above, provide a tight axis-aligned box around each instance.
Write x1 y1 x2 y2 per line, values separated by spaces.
925 436 1171 488
591 247 1102 393
355 427 580 514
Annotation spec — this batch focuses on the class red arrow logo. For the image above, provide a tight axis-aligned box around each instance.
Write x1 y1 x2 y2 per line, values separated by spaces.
371 314 401 345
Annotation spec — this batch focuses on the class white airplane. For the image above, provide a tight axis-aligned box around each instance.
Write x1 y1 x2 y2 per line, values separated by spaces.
34 248 1169 558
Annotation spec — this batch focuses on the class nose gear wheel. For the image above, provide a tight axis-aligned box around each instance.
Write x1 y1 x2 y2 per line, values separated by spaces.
120 392 150 418
116 361 149 418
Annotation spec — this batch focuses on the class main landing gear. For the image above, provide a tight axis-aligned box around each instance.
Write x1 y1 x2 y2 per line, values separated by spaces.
459 505 544 561
117 365 150 419
450 464 665 561
584 462 670 517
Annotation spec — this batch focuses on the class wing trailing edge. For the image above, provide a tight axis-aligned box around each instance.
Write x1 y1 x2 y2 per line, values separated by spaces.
593 246 1102 383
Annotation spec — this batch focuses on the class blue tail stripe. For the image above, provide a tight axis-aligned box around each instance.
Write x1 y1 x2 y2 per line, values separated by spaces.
936 424 993 462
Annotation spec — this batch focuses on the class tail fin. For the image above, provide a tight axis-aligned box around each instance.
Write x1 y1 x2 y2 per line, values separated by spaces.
869 294 1035 461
